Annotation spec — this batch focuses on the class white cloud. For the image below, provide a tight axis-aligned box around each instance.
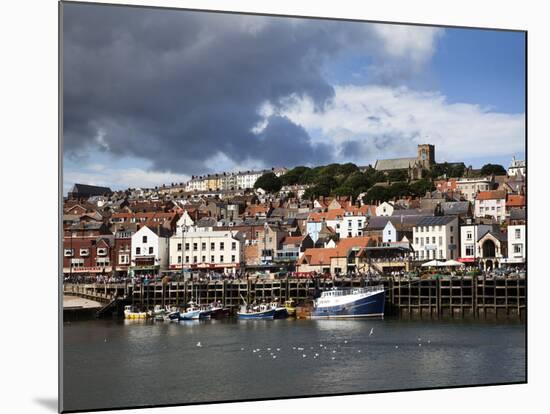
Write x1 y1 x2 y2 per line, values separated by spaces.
270 84 525 165
371 24 444 67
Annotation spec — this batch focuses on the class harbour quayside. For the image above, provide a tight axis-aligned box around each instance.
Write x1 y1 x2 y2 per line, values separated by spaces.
311 286 386 319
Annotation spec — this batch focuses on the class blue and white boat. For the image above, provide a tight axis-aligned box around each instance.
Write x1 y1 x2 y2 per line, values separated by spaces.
237 303 276 320
179 302 211 320
311 286 385 319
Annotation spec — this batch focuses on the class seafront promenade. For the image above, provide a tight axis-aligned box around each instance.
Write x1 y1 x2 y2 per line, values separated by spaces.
63 274 526 320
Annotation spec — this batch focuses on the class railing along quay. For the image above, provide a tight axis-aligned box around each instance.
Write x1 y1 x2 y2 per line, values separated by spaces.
63 275 526 320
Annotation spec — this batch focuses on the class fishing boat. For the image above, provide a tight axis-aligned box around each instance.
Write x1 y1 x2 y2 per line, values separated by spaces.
209 301 230 319
166 310 181 321
284 299 297 317
270 300 289 319
310 286 385 319
124 305 149 320
237 303 276 320
148 305 171 321
179 301 211 320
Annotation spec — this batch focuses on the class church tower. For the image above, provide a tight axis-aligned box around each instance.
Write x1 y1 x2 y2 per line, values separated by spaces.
417 144 435 169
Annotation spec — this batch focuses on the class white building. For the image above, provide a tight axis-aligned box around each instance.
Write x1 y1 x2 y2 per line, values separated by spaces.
474 190 507 223
456 177 494 202
169 227 245 274
337 211 366 239
236 170 267 189
130 225 171 274
507 156 526 177
459 221 494 262
412 216 459 261
505 224 526 265
376 201 394 217
185 177 207 192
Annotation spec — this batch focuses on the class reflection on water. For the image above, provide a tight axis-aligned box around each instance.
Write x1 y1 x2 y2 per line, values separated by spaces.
63 318 525 412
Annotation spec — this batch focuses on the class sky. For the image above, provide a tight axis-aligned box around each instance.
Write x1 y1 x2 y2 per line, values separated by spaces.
62 3 526 193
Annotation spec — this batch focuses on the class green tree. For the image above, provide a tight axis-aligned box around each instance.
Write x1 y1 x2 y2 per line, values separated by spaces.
387 170 408 182
254 172 282 193
480 163 506 176
409 178 435 197
363 186 390 204
280 166 310 186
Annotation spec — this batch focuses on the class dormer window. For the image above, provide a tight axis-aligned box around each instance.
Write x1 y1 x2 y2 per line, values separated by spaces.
97 247 107 256
79 248 89 257
64 249 74 257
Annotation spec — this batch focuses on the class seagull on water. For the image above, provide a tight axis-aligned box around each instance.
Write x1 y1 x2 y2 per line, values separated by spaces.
369 328 374 336
196 342 202 347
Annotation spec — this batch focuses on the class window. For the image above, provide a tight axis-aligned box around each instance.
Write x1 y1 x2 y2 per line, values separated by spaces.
193 243 197 251
220 255 224 262
202 256 206 262
439 250 443 259
514 244 522 254
450 226 454 232
421 238 424 246
202 242 206 250
438 236 442 245
450 236 454 244
79 248 89 256
136 247 141 255
97 247 107 256
64 248 74 257
193 256 197 263
119 254 129 264
515 229 521 239
211 255 215 262
425 237 429 244
220 242 225 250
432 237 436 244
185 243 189 251
348 231 352 237
358 221 363 227
185 256 189 263
348 220 352 228
177 256 182 264
231 255 236 262
177 243 182 251
415 237 419 245
142 236 147 243
388 230 392 235
148 247 153 254
466 232 472 240
466 245 474 256
211 242 215 250
232 242 236 250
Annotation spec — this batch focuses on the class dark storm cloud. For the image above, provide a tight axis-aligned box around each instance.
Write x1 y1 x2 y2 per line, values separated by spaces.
62 3 435 174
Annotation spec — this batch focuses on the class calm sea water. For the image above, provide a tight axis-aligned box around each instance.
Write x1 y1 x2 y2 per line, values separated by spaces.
63 318 526 412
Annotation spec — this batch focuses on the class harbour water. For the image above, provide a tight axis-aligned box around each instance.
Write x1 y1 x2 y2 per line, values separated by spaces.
63 318 526 412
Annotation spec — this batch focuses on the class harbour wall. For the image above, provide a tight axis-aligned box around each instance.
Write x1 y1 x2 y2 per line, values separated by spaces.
63 275 526 321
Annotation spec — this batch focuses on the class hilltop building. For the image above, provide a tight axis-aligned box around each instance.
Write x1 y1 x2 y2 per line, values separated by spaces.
371 144 435 180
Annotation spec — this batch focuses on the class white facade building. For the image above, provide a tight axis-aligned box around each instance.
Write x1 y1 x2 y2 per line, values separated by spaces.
337 211 366 239
505 224 526 264
376 201 394 217
412 216 459 261
507 156 526 177
459 222 494 262
130 225 170 273
474 191 507 223
169 227 244 274
236 170 267 189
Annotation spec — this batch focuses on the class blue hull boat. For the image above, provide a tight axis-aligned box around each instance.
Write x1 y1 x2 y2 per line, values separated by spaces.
311 287 385 319
167 311 181 321
237 308 276 320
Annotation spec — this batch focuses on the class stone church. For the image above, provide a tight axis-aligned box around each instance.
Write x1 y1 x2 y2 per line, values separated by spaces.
373 144 435 180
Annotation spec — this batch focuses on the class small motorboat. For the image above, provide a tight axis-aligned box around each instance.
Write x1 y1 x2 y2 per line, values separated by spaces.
124 305 149 320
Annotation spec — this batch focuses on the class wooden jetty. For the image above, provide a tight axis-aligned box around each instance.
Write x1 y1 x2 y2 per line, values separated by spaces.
63 275 526 320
